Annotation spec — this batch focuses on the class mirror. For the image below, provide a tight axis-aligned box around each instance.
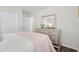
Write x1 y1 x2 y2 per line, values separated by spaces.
40 14 56 29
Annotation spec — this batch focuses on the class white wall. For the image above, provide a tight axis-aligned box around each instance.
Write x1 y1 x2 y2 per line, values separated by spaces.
33 6 79 50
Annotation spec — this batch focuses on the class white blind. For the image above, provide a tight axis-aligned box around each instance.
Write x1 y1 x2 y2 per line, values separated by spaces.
0 10 18 33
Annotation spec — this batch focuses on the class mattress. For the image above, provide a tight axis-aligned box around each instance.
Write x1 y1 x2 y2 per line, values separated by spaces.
0 33 34 52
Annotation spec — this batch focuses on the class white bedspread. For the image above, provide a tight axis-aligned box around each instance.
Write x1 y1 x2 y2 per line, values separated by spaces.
0 33 34 52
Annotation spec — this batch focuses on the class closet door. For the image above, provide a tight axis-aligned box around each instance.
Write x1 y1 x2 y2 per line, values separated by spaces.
0 13 2 41
23 17 33 32
0 10 18 33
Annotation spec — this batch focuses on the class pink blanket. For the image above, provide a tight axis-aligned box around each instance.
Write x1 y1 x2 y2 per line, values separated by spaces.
17 32 56 52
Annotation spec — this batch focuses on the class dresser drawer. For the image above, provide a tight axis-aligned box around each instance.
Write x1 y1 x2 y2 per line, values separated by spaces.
51 39 58 44
50 37 58 42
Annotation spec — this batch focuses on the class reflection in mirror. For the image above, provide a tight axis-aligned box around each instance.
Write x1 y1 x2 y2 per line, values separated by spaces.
41 14 56 29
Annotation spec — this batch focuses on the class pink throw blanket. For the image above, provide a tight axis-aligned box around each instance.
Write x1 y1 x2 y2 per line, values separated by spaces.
17 32 56 52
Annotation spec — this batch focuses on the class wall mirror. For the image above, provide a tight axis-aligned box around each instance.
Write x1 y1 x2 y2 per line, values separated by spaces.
40 14 56 29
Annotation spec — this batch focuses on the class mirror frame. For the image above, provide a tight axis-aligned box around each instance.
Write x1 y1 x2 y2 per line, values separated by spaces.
41 14 56 28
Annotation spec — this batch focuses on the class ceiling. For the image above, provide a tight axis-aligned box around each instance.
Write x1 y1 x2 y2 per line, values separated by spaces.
0 6 51 14
17 6 51 14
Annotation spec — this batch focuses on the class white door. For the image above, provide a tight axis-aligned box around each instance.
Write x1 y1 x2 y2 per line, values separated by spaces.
23 17 33 32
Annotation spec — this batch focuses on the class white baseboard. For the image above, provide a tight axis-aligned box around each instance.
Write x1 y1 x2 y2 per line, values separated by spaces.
62 44 78 51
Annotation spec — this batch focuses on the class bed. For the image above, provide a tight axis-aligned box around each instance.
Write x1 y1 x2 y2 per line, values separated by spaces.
0 32 56 52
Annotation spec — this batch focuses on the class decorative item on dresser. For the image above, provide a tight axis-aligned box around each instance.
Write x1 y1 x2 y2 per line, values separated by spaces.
33 28 61 51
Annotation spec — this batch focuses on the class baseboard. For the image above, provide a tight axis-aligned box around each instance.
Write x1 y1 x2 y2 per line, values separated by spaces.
61 44 78 52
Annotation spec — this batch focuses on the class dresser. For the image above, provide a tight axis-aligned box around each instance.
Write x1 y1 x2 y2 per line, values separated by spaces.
34 28 61 51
